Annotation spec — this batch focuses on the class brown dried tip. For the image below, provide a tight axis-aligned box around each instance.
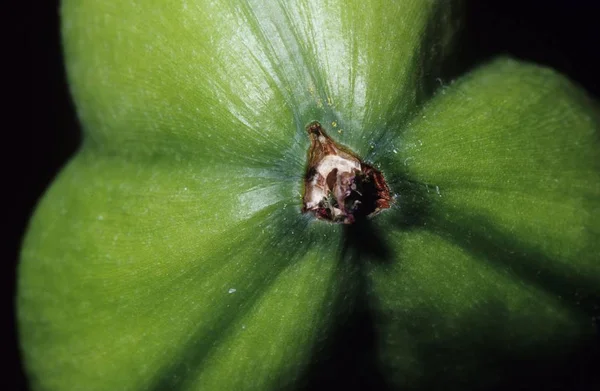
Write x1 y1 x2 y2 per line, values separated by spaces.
302 121 392 224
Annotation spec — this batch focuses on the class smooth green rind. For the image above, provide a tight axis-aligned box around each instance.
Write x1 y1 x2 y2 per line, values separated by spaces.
368 58 600 389
19 1 600 390
61 0 461 160
21 2 463 389
19 150 356 390
370 230 590 389
398 58 600 295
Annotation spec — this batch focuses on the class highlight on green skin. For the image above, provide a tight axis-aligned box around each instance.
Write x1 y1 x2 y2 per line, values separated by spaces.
17 0 600 390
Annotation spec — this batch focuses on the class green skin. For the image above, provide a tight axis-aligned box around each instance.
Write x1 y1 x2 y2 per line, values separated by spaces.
19 0 600 390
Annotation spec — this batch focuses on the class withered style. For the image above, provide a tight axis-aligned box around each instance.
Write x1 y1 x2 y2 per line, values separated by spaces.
302 121 392 224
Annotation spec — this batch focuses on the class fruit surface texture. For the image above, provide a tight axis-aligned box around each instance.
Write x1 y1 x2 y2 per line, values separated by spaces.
19 1 600 390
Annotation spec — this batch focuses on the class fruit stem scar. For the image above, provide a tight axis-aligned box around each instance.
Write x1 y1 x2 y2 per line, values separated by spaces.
302 121 392 224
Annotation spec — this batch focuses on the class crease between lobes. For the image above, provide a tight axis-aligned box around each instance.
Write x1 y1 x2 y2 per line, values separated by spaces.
25 0 599 388
28 69 600 389
64 0 454 160
23 54 600 389
363 227 596 389
20 148 357 391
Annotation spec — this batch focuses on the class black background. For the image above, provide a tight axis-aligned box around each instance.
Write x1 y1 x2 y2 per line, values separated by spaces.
13 0 600 389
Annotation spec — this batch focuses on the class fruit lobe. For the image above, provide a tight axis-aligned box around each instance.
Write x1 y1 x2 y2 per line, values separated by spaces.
18 0 600 390
21 1 465 389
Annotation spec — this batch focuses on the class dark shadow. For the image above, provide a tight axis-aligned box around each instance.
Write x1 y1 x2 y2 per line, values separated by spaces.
378 195 600 389
22 1 600 391
409 1 470 107
430 211 600 321
382 301 600 391
370 1 470 157
17 1 83 390
387 178 433 231
296 177 433 390
303 205 600 391
463 0 600 100
338 173 437 260
297 240 391 391
341 219 393 264
147 209 315 391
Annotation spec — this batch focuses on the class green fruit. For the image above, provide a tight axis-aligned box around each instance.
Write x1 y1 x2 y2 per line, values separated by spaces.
19 0 600 390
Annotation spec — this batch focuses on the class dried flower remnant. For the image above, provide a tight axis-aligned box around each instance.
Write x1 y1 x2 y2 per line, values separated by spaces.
302 121 392 224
